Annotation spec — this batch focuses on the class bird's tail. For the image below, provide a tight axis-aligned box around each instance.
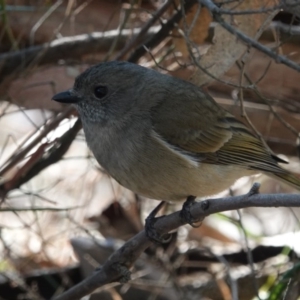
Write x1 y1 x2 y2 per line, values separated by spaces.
272 171 300 191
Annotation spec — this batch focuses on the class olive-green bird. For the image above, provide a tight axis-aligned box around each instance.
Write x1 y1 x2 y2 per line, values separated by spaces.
52 61 300 202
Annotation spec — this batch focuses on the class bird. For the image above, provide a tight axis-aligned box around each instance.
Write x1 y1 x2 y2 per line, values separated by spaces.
52 61 300 205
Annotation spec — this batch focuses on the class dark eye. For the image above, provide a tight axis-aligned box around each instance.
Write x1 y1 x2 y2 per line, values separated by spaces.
94 85 108 99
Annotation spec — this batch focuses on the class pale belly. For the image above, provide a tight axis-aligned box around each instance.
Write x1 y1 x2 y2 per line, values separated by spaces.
100 135 256 201
116 161 255 201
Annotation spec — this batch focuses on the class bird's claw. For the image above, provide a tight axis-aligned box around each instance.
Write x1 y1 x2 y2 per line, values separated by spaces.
145 201 173 244
180 196 203 227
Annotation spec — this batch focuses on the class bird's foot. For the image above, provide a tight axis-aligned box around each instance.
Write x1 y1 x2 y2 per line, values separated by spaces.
113 263 132 283
96 263 131 283
145 201 172 244
180 196 203 227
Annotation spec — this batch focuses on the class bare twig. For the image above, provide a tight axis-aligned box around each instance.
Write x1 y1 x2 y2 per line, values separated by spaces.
0 118 82 198
29 0 63 45
198 1 300 15
128 0 197 63
114 0 174 60
235 61 300 140
200 0 300 73
0 106 75 176
0 206 82 212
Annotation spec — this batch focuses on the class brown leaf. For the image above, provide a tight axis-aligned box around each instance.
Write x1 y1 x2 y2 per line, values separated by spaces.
172 6 212 56
180 0 279 85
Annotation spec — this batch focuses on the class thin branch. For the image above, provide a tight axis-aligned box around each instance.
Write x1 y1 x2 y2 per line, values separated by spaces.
0 106 74 176
53 183 300 300
114 0 174 60
0 206 82 212
0 118 82 199
128 0 197 63
235 61 300 140
237 60 265 143
200 2 300 15
236 210 261 299
199 0 300 73
0 27 159 83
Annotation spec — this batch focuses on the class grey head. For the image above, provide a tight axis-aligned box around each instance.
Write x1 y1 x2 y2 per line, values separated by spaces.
52 61 168 126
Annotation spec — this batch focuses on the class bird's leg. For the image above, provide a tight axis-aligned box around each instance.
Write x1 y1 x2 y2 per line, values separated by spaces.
180 195 203 227
145 201 172 243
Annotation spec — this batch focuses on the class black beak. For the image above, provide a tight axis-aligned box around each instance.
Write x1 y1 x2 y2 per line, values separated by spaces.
52 90 81 104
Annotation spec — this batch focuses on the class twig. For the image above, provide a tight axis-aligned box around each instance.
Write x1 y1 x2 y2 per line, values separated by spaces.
0 206 82 212
29 0 63 45
104 3 135 61
0 106 75 176
128 0 197 63
198 1 300 15
199 0 300 73
237 60 272 151
236 210 261 299
0 118 82 198
114 0 174 60
235 61 300 140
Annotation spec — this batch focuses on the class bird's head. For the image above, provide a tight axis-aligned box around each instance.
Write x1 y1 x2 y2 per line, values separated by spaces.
52 61 161 125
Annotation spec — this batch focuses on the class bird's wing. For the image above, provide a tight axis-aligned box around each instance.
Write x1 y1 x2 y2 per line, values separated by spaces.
151 89 234 153
151 88 286 174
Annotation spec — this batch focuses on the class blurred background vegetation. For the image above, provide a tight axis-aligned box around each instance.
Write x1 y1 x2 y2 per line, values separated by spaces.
0 0 300 299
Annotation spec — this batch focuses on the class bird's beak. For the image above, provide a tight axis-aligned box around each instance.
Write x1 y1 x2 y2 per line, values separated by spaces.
52 90 81 104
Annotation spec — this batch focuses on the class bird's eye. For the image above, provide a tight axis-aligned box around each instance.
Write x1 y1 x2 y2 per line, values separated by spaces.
94 85 108 99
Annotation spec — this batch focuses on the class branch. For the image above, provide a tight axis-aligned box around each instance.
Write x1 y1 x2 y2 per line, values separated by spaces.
0 206 81 212
200 1 300 15
128 0 197 63
200 0 300 73
0 118 82 199
114 0 174 60
0 27 159 84
0 107 74 177
53 183 300 300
